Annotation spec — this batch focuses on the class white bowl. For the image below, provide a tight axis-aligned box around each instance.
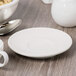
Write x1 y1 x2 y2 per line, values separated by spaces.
0 0 19 22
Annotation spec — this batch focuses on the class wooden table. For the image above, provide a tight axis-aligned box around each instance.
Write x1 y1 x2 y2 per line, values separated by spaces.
0 0 76 76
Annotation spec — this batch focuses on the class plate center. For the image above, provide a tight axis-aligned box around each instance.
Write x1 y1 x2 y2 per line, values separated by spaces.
27 39 55 53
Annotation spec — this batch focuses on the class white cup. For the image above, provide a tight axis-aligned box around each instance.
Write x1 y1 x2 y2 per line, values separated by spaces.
0 39 9 67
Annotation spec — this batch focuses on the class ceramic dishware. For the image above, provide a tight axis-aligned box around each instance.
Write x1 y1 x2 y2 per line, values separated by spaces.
0 0 19 22
51 0 76 27
8 27 72 58
0 39 9 67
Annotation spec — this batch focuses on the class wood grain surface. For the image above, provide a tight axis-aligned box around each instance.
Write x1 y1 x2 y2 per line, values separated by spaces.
0 0 76 76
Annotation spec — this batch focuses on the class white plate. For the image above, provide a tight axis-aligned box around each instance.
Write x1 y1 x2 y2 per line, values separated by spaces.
8 27 72 58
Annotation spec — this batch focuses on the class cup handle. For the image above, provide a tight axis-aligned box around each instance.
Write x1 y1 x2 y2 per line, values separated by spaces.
0 51 9 67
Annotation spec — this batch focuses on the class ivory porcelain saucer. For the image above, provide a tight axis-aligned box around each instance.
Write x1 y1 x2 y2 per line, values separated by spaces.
8 27 72 58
